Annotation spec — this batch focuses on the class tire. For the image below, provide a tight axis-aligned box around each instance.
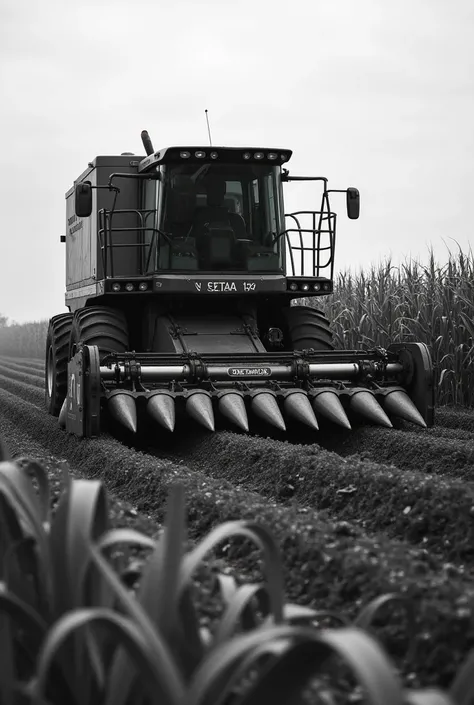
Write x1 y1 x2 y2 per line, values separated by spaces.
45 313 74 416
69 306 129 363
283 304 334 351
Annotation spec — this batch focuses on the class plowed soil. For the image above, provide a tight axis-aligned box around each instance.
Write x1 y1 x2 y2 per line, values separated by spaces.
1 354 473 691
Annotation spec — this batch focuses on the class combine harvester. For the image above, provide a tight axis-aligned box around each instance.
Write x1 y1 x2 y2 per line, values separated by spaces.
45 129 435 438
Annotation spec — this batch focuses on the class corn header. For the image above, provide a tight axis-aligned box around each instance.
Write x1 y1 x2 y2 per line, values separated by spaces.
45 130 434 438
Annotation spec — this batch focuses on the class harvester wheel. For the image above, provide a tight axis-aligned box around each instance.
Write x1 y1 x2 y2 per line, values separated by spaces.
45 313 74 416
284 305 334 351
69 306 129 362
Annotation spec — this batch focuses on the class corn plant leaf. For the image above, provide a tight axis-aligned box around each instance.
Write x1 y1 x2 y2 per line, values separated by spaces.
188 626 405 705
0 584 48 705
213 573 239 605
211 637 292 705
31 608 184 705
137 482 187 643
100 484 188 700
48 480 73 618
405 688 457 705
354 593 416 659
186 625 302 705
0 435 10 462
15 458 51 528
179 521 284 624
47 478 109 705
449 648 474 705
0 466 52 605
213 584 270 646
268 604 348 627
0 610 14 705
97 528 156 555
85 542 184 705
238 626 406 705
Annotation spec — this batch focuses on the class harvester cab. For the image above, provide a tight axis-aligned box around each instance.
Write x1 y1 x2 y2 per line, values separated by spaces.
46 129 434 438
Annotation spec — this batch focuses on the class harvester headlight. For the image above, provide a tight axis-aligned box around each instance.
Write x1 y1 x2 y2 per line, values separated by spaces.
313 283 321 291
254 152 264 160
210 151 218 159
281 153 289 162
112 282 121 292
138 282 148 291
125 282 134 292
195 150 206 158
322 282 331 291
243 152 251 160
301 283 310 292
180 151 191 159
289 282 298 291
268 152 278 160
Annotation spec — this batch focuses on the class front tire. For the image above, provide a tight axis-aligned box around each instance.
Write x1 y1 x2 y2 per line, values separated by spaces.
284 304 334 351
45 313 74 416
69 306 129 362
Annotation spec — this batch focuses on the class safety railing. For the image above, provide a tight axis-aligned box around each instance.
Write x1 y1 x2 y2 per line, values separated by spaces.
97 208 170 278
280 209 336 278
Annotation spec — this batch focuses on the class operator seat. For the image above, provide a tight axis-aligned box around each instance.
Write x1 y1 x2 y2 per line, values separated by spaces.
190 178 248 269
191 179 247 240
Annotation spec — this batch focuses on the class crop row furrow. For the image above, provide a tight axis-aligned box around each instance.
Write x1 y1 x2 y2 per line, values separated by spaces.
0 364 44 388
0 385 472 688
0 373 44 407
0 356 44 372
317 424 474 478
163 431 474 562
2 368 474 563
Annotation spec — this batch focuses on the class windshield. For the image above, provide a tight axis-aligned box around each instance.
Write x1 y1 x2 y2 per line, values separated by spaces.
145 162 284 273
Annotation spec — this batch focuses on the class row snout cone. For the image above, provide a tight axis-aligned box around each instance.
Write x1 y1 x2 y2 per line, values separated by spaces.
283 391 319 430
186 391 215 431
108 391 137 433
251 391 286 432
147 393 176 432
382 390 427 428
311 390 351 430
218 393 249 432
349 390 393 428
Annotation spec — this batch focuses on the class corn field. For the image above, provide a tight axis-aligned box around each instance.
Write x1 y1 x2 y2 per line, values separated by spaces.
304 248 474 407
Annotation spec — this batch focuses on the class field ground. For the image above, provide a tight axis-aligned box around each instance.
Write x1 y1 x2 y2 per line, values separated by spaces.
1 354 474 691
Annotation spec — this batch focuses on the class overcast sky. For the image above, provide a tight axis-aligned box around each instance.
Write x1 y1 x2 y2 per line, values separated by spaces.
1 0 473 323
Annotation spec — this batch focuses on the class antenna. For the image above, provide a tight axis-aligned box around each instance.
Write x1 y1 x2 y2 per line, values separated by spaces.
205 109 213 146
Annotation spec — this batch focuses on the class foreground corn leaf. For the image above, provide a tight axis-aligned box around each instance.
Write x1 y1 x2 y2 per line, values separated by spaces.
449 648 474 705
46 478 110 705
30 608 185 705
0 584 48 705
0 465 52 605
179 520 284 625
85 543 185 705
273 604 348 627
238 626 406 705
186 625 406 705
15 458 51 529
103 484 188 702
354 593 416 660
0 609 14 705
405 689 457 705
213 583 270 645
0 435 11 462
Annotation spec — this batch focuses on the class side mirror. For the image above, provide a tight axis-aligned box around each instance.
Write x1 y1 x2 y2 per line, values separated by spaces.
346 187 360 220
75 182 93 218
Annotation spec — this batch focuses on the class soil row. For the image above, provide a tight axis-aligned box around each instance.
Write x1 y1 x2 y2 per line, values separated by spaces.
1 371 474 563
0 385 473 687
